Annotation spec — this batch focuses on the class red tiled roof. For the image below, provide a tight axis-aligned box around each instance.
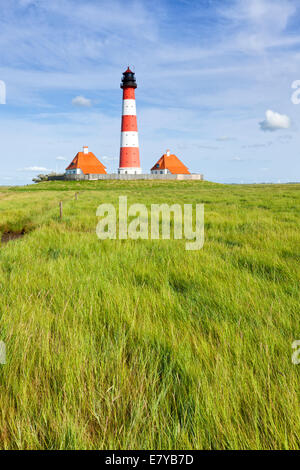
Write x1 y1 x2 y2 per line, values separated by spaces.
151 153 190 175
66 151 107 175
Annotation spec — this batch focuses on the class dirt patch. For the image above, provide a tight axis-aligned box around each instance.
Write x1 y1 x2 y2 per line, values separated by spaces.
1 230 25 245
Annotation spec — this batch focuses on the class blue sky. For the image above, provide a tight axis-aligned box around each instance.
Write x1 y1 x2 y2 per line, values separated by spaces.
0 0 300 184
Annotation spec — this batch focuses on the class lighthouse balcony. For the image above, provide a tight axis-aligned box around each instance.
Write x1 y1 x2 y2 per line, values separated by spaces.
120 82 137 89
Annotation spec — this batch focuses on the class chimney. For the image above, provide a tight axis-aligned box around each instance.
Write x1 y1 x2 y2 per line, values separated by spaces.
83 146 89 154
166 149 170 156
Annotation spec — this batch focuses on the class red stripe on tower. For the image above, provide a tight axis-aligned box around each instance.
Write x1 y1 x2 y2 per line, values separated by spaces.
118 67 142 175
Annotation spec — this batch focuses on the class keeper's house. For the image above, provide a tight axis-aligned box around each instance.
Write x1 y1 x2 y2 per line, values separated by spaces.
151 150 190 175
66 146 107 175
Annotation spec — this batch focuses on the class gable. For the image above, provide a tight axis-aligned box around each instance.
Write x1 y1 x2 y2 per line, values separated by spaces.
151 154 190 174
66 152 107 175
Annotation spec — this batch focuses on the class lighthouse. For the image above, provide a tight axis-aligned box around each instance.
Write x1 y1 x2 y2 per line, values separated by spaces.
118 67 142 175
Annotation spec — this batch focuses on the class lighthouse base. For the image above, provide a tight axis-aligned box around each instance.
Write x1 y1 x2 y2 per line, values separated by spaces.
118 167 142 175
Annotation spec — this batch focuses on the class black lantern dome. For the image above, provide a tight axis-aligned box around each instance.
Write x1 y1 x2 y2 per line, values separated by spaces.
121 67 137 89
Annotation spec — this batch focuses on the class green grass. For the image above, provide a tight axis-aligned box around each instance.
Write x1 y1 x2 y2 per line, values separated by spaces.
0 180 299 449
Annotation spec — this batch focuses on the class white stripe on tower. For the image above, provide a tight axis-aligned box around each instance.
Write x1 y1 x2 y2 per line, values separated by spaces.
120 131 139 147
122 100 136 116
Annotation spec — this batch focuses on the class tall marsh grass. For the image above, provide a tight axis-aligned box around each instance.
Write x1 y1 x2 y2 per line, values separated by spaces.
0 181 299 449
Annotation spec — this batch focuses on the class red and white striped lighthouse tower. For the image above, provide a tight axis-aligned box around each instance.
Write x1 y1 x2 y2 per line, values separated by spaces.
118 67 142 174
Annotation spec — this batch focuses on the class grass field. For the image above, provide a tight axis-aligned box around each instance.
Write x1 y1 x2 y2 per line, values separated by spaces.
0 180 299 450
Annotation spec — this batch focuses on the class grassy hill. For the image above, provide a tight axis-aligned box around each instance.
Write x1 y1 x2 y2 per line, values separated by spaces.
0 180 299 449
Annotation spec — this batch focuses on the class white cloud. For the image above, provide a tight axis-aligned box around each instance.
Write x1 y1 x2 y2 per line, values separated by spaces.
259 110 291 132
226 0 295 28
72 95 92 107
243 142 272 148
56 156 67 161
216 136 236 142
193 144 219 150
219 0 298 53
18 166 54 172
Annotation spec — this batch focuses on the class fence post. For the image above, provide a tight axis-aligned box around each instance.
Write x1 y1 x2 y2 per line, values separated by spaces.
75 192 78 200
59 201 63 220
